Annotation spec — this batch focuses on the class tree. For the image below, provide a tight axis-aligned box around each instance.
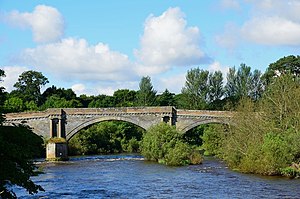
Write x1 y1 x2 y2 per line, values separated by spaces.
88 95 115 108
41 95 82 109
113 89 136 107
156 89 175 106
264 55 300 84
224 64 264 102
0 125 44 198
136 76 156 106
3 97 24 113
41 85 76 104
141 122 202 166
181 68 209 109
220 74 300 175
207 71 224 103
13 70 49 105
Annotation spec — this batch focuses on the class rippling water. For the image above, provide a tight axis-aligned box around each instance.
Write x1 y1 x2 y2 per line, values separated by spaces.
15 155 300 198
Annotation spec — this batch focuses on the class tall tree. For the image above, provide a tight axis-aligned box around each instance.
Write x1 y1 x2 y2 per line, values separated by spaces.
156 89 175 106
41 85 76 103
207 71 224 103
113 89 136 107
136 76 157 106
224 64 263 101
13 70 49 105
264 55 300 84
181 68 209 109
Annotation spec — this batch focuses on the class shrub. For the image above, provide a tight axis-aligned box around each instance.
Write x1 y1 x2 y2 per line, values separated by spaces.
141 122 202 166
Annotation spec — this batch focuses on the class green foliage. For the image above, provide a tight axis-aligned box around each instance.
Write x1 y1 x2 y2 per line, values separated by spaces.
207 71 224 103
41 95 82 109
264 55 300 84
141 123 202 166
156 89 175 106
68 121 144 155
201 124 225 156
181 68 209 109
280 163 300 178
13 70 49 105
41 85 76 104
220 74 300 175
88 95 115 108
113 89 136 107
3 97 24 113
136 76 157 106
224 64 264 102
183 125 205 147
0 125 44 198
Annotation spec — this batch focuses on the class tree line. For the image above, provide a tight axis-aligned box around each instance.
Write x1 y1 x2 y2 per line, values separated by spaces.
2 55 299 113
1 55 300 198
0 56 289 112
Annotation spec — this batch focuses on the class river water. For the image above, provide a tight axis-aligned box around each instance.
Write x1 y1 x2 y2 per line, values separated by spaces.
15 154 300 198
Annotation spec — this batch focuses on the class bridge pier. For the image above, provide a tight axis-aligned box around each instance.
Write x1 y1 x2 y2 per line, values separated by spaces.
4 107 231 161
46 142 69 161
47 109 68 161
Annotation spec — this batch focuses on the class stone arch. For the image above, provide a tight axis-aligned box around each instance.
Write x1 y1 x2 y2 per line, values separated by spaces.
179 119 228 134
66 116 146 141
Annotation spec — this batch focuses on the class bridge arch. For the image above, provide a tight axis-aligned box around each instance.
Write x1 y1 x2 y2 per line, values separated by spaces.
179 119 228 134
66 116 146 141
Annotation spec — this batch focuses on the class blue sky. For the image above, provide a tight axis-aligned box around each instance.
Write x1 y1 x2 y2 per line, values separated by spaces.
1 0 299 95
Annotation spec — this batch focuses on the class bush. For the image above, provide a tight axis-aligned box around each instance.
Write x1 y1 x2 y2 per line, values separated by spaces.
201 124 224 156
219 74 300 176
141 122 202 166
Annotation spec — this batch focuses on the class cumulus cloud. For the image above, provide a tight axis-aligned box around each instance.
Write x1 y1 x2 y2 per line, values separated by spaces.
135 7 210 70
1 66 28 92
217 0 300 47
241 16 300 46
15 38 137 82
4 5 64 43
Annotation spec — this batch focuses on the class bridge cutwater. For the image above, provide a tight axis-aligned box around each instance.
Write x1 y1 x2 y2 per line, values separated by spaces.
4 106 232 160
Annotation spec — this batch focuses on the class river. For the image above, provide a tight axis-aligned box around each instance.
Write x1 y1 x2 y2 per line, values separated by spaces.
15 154 300 198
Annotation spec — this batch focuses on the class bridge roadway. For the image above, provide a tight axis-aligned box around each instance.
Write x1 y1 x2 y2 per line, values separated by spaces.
4 106 232 141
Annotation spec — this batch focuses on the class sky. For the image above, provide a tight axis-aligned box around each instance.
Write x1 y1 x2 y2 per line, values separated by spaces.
0 0 299 96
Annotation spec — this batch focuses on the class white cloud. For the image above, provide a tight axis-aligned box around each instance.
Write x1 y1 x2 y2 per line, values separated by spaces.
16 38 137 82
217 0 300 47
1 66 28 92
135 7 209 69
4 5 64 43
208 61 230 78
71 83 86 96
71 81 139 96
154 73 186 94
241 16 300 46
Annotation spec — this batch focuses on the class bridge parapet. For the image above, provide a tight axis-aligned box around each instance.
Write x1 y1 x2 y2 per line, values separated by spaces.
177 109 233 118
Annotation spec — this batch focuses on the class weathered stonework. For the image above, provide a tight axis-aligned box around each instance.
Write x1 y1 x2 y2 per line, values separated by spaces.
46 142 69 161
4 106 232 160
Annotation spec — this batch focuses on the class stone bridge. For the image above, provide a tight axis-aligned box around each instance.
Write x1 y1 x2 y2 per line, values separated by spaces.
4 106 232 140
4 106 232 160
